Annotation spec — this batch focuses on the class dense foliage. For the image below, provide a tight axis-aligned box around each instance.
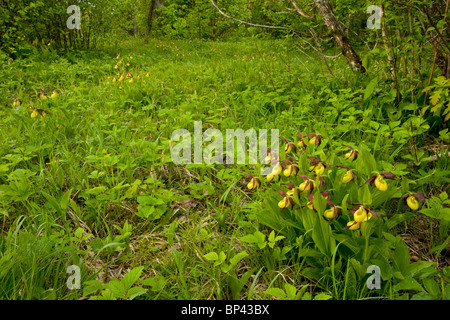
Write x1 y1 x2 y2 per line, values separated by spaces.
0 0 449 301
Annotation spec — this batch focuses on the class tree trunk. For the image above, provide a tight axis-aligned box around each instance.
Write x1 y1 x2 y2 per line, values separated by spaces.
145 0 157 39
313 0 365 73
133 3 138 38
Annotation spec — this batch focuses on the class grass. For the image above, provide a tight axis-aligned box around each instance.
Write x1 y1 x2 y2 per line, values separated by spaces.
0 37 449 300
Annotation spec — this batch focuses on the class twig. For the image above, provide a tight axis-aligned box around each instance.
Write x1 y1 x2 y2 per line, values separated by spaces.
210 0 293 31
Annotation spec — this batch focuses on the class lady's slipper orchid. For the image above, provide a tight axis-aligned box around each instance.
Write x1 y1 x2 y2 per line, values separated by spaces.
366 172 395 191
11 96 22 107
244 174 261 190
271 162 283 176
401 193 425 210
298 176 314 192
342 170 355 183
324 207 339 220
353 206 371 222
343 145 358 161
297 133 307 148
282 138 297 154
277 190 293 209
307 133 321 147
346 221 361 230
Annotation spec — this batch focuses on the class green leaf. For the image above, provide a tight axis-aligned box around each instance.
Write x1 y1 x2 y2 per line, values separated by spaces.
311 212 335 257
393 239 410 275
314 292 332 300
264 288 287 299
284 283 297 300
106 279 126 298
394 278 424 292
83 280 103 296
364 77 378 101
404 261 435 277
239 234 258 244
423 278 440 297
122 266 145 290
229 250 248 267
141 275 166 292
127 286 147 300
356 144 377 175
203 252 219 261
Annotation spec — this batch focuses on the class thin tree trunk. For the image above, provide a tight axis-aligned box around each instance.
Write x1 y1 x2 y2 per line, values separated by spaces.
133 3 138 38
313 0 365 73
380 4 396 81
145 0 157 39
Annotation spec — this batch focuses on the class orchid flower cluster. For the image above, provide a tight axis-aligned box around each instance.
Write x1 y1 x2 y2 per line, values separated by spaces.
244 132 425 232
108 54 150 86
10 89 58 119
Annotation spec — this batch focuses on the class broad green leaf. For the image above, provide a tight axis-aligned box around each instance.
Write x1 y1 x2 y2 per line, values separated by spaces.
314 292 332 300
394 278 424 292
122 266 145 290
284 283 297 300
203 252 219 261
83 280 103 296
127 286 147 300
264 288 286 299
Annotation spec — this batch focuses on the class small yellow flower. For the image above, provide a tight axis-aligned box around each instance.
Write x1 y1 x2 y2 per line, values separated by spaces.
112 77 117 82
283 165 296 177
309 136 317 145
31 110 39 118
285 143 293 154
267 174 275 182
354 206 368 222
345 151 356 160
39 93 47 100
313 162 325 176
50 91 58 99
271 163 282 176
374 175 388 191
324 208 335 219
299 181 311 192
342 170 353 183
347 221 360 230
247 177 260 190
129 78 134 83
307 201 314 210
406 196 419 210
278 197 291 209
13 99 21 107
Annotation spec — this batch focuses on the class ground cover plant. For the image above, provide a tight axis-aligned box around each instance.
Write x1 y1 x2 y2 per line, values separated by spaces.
0 0 449 302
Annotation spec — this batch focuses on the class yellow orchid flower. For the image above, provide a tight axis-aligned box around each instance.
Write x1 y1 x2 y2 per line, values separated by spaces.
406 195 419 210
374 175 388 191
342 170 354 183
347 221 361 230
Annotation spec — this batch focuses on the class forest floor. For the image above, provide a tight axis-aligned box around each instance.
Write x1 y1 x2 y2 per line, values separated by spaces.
0 38 449 300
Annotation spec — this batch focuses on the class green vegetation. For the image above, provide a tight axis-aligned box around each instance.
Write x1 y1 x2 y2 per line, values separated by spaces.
0 0 449 301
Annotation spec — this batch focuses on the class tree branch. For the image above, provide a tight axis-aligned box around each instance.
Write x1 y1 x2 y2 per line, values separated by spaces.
289 0 315 19
210 0 292 31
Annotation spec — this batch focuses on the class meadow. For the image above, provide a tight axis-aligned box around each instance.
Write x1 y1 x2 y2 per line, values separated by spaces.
0 37 449 301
